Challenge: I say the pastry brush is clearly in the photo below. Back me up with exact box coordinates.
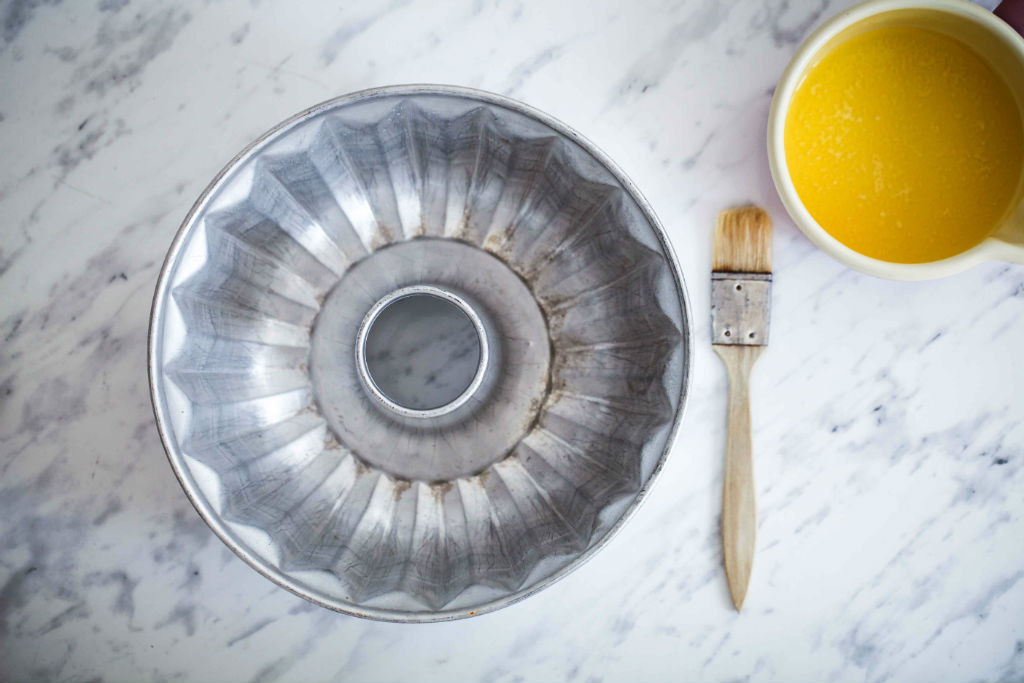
[711,206,772,612]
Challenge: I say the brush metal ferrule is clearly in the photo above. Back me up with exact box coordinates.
[711,272,771,346]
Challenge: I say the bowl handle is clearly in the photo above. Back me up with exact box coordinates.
[990,199,1024,265]
[996,0,1024,36]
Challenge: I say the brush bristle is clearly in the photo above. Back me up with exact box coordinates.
[712,206,772,273]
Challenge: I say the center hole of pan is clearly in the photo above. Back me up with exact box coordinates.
[361,288,484,414]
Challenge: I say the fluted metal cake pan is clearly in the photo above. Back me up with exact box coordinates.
[149,85,692,621]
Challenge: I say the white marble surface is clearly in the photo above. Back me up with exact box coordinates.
[2,0,1023,680]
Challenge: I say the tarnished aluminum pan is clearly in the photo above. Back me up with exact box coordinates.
[149,85,692,622]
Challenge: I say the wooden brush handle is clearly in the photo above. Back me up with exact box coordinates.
[713,344,762,612]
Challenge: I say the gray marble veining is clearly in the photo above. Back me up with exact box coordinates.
[0,0,1021,680]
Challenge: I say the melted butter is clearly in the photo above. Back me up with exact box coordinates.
[785,25,1024,263]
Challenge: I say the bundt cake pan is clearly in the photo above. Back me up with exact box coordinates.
[148,85,692,622]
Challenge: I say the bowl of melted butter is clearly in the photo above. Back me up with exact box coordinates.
[769,0,1024,279]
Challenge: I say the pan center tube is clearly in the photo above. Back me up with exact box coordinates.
[356,285,489,419]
